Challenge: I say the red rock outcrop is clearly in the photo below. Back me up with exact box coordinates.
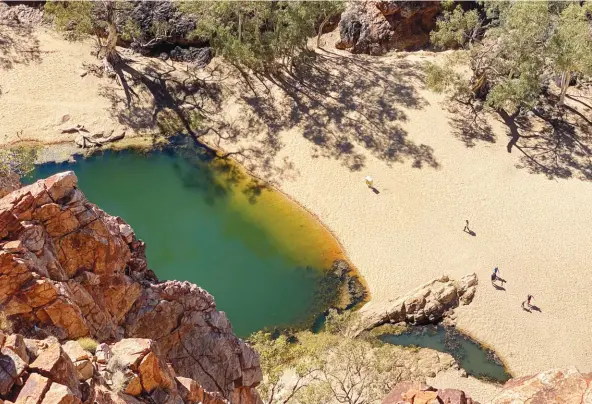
[360,274,478,332]
[0,330,232,403]
[0,172,262,403]
[336,1,441,55]
[382,381,478,404]
[491,367,592,404]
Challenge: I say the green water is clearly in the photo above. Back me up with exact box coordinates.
[380,326,511,383]
[30,144,345,337]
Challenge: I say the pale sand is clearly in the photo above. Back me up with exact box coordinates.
[2,26,592,402]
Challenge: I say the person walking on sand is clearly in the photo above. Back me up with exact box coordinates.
[522,294,534,309]
[491,267,500,285]
[463,220,470,233]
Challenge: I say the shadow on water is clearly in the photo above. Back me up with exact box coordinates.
[380,325,511,383]
[27,137,360,337]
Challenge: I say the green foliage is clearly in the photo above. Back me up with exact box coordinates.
[0,146,38,179]
[183,1,344,71]
[548,3,592,80]
[428,1,592,113]
[369,323,409,338]
[250,311,407,404]
[43,1,96,40]
[431,6,480,49]
[77,337,99,354]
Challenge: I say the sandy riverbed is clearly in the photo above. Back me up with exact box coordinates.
[2,24,592,402]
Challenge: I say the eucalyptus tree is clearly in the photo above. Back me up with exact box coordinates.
[183,1,344,72]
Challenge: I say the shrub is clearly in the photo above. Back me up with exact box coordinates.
[77,337,99,354]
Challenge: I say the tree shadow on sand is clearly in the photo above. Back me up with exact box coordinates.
[510,96,592,181]
[448,93,591,181]
[99,49,439,189]
[233,50,440,172]
[0,19,41,72]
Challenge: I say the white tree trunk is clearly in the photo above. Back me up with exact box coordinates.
[317,17,329,48]
[558,71,571,106]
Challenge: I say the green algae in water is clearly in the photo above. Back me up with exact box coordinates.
[380,325,511,383]
[29,143,347,337]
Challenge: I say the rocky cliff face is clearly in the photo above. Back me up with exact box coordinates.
[336,1,441,55]
[0,331,232,403]
[0,172,262,403]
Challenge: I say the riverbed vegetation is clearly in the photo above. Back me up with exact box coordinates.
[250,310,410,404]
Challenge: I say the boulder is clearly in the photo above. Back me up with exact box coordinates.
[138,352,176,393]
[0,347,28,395]
[28,343,80,397]
[336,1,441,55]
[3,335,29,364]
[14,373,51,404]
[40,383,81,404]
[360,274,478,331]
[176,377,229,404]
[61,341,93,381]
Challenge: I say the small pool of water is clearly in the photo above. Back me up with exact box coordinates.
[28,140,352,337]
[380,326,511,383]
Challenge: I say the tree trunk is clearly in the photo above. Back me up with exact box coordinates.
[558,71,571,106]
[317,17,329,48]
[238,11,243,43]
[99,1,120,73]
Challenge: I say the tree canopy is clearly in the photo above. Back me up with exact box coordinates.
[182,1,344,71]
[427,1,592,111]
[426,1,592,180]
[250,310,415,404]
[0,147,38,197]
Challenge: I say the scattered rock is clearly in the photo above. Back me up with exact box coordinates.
[0,3,43,26]
[29,343,81,397]
[40,383,81,404]
[14,373,51,404]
